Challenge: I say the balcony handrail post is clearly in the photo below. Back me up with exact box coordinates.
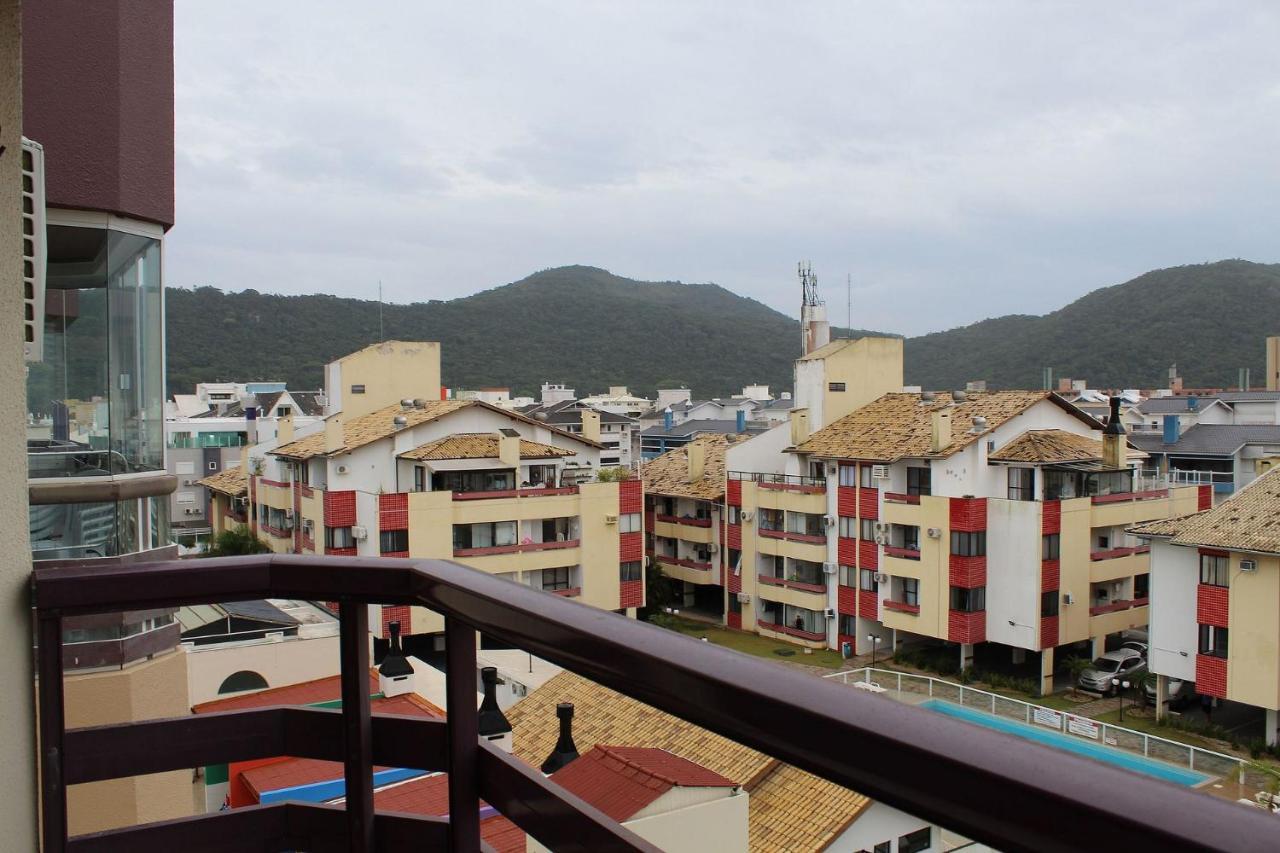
[37,613,67,853]
[446,616,481,852]
[338,602,374,852]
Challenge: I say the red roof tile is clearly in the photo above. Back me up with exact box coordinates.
[551,745,737,822]
[192,673,377,713]
[374,775,525,853]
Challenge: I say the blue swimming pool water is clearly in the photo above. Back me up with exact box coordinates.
[920,699,1211,786]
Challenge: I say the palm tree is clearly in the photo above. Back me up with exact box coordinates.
[1063,656,1092,699]
[204,524,270,557]
[1134,671,1158,710]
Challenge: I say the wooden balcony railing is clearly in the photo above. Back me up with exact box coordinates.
[757,573,827,594]
[884,545,921,560]
[883,492,922,505]
[1090,545,1151,561]
[31,554,1275,853]
[654,514,714,528]
[1091,489,1169,505]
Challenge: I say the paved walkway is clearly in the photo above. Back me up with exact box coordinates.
[1064,694,1122,717]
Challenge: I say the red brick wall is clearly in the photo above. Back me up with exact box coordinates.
[379,492,408,530]
[1196,654,1227,698]
[858,588,878,620]
[619,479,643,514]
[727,524,741,550]
[838,584,856,615]
[619,532,643,562]
[1040,616,1058,649]
[1041,500,1061,535]
[727,566,742,594]
[858,487,879,519]
[948,610,986,644]
[381,605,412,636]
[1041,559,1060,594]
[619,579,644,609]
[949,497,987,532]
[726,612,742,630]
[837,486,857,517]
[949,555,986,588]
[324,490,357,527]
[727,479,742,507]
[1198,485,1212,511]
[1196,584,1229,628]
[837,536,856,565]
[858,539,878,570]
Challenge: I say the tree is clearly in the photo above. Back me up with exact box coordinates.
[204,525,270,557]
[1063,656,1092,699]
[1134,670,1158,709]
[639,564,677,621]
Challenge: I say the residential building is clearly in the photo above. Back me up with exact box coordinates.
[1129,420,1280,497]
[639,413,770,459]
[518,398,639,469]
[1133,467,1280,745]
[577,385,652,418]
[201,342,645,645]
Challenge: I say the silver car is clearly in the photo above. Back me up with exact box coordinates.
[1078,649,1146,696]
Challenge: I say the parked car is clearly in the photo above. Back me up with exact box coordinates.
[1143,676,1195,709]
[1120,640,1148,657]
[1078,650,1147,696]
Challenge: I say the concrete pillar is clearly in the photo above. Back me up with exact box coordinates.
[1012,648,1026,666]
[0,3,38,847]
[1267,709,1279,748]
[1155,675,1170,721]
[959,643,975,671]
[1091,635,1105,660]
[1039,647,1055,697]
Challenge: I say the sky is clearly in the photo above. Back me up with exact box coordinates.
[169,1,1280,336]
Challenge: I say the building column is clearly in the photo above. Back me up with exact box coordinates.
[1091,635,1105,660]
[0,3,38,849]
[1267,709,1279,748]
[1039,647,1055,697]
[1155,675,1170,721]
[959,643,975,672]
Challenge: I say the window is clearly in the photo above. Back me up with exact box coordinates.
[1200,553,1229,587]
[837,516,856,538]
[839,464,857,487]
[208,461,218,470]
[759,508,785,531]
[620,561,642,582]
[859,465,874,487]
[540,567,571,591]
[790,559,823,586]
[1134,573,1149,599]
[1199,624,1228,658]
[828,382,846,392]
[839,615,856,636]
[873,843,891,853]
[325,526,354,549]
[728,505,741,525]
[900,525,921,552]
[899,827,932,853]
[453,521,518,550]
[762,554,785,578]
[526,464,557,486]
[1041,589,1059,617]
[619,512,642,533]
[902,578,919,606]
[277,405,292,417]
[906,467,931,496]
[380,529,408,553]
[950,586,985,612]
[298,461,310,485]
[950,531,986,557]
[350,384,366,394]
[433,469,515,494]
[838,565,857,587]
[1008,467,1035,501]
[1042,533,1060,560]
[413,466,427,492]
[860,568,878,591]
[1096,534,1109,550]
[860,518,876,540]
[787,512,823,537]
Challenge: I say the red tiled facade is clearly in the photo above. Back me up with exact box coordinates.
[1197,484,1213,511]
[858,487,879,519]
[1041,559,1060,594]
[837,584,856,616]
[381,605,412,636]
[1041,500,1061,535]
[726,479,742,506]
[726,523,741,550]
[619,532,643,563]
[726,565,742,595]
[837,485,857,517]
[858,588,878,620]
[858,539,878,570]
[619,479,642,514]
[837,535,856,565]
[1040,616,1058,649]
[379,492,408,531]
[619,579,643,609]
[1196,654,1227,698]
[949,555,986,588]
[1196,583,1229,628]
[948,497,987,532]
[726,612,742,630]
[324,490,357,527]
[948,610,986,644]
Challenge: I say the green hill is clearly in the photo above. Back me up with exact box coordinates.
[165,260,1280,398]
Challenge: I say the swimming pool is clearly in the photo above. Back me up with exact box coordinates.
[920,699,1211,786]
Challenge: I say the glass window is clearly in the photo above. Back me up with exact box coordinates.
[860,568,878,591]
[787,512,823,537]
[1199,624,1228,658]
[413,466,427,492]
[906,467,931,496]
[619,512,642,533]
[839,464,857,487]
[950,586,985,612]
[453,521,518,550]
[1008,467,1035,501]
[838,516,857,538]
[859,465,874,487]
[325,526,354,549]
[1199,553,1228,586]
[839,614,856,636]
[903,578,919,606]
[899,827,932,853]
[433,469,515,493]
[860,518,876,540]
[1041,589,1060,617]
[828,382,846,392]
[1042,533,1060,560]
[728,505,741,525]
[759,508,784,531]
[380,529,408,553]
[541,566,571,591]
[838,565,857,587]
[789,559,824,585]
[620,561,642,582]
[950,531,986,557]
[1134,573,1149,599]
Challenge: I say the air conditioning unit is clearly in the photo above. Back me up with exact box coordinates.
[336,464,350,475]
[822,563,838,575]
[302,519,314,536]
[823,608,836,619]
[1063,591,1076,606]
[283,510,295,530]
[874,533,887,546]
[709,543,719,553]
[183,508,193,515]
[823,514,836,527]
[351,525,369,541]
[21,138,46,363]
[874,521,889,534]
[827,462,838,475]
[740,511,754,522]
[871,465,890,480]
[1241,559,1258,572]
[927,527,941,539]
[873,572,889,584]
[735,592,750,604]
[604,514,618,524]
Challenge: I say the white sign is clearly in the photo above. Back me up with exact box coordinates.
[1032,707,1063,729]
[1067,715,1100,740]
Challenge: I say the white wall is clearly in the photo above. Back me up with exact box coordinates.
[984,498,1043,650]
[183,632,340,706]
[826,802,939,852]
[529,789,749,853]
[1147,539,1198,682]
[725,423,794,475]
[794,360,826,430]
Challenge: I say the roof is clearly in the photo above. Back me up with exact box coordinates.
[287,391,326,416]
[518,401,635,425]
[988,429,1147,465]
[372,775,525,853]
[178,600,298,633]
[1214,391,1280,403]
[640,418,762,439]
[641,434,737,500]
[1128,424,1280,457]
[272,400,601,461]
[507,671,871,852]
[1136,396,1222,415]
[795,391,1096,462]
[1131,467,1280,555]
[198,465,247,497]
[797,338,860,361]
[192,672,378,713]
[550,746,737,822]
[398,433,576,461]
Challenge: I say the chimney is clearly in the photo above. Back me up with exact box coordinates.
[687,441,706,483]
[498,428,521,467]
[608,386,628,397]
[663,407,674,431]
[581,409,601,444]
[245,405,259,445]
[1268,336,1280,392]
[277,410,295,445]
[541,703,580,774]
[378,622,415,698]
[1162,414,1180,445]
[789,408,810,445]
[1187,396,1199,412]
[735,409,746,433]
[929,407,952,453]
[1057,377,1073,393]
[324,415,343,454]
[477,666,513,753]
[1102,396,1126,469]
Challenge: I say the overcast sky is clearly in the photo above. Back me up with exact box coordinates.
[168,2,1280,335]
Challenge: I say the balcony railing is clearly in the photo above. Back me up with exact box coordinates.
[884,492,922,505]
[453,539,580,557]
[882,599,921,615]
[757,573,827,594]
[1091,488,1169,505]
[756,619,827,642]
[884,545,921,560]
[31,554,1274,852]
[1090,545,1150,561]
[659,555,714,571]
[654,513,714,528]
[728,471,826,492]
[452,486,580,501]
[1089,599,1137,616]
[758,528,827,545]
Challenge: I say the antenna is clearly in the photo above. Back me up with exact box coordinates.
[799,261,822,307]
[846,273,852,337]
[378,280,384,342]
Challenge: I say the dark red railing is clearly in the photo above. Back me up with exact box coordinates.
[757,573,827,594]
[1090,545,1150,561]
[758,528,826,544]
[655,513,714,528]
[453,539,579,557]
[884,545,921,560]
[1091,489,1169,505]
[756,619,827,642]
[884,492,922,505]
[883,599,921,615]
[452,486,580,501]
[32,555,1276,853]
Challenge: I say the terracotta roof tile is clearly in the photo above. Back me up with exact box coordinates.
[198,465,247,498]
[795,391,1094,462]
[989,429,1146,464]
[1134,467,1280,554]
[641,434,739,501]
[373,775,525,853]
[550,746,737,822]
[399,433,576,461]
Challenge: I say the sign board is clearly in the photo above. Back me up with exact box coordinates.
[1067,715,1100,740]
[1032,707,1063,729]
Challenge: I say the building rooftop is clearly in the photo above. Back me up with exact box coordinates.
[795,391,1094,462]
[506,670,872,852]
[989,429,1146,465]
[550,745,737,822]
[178,600,300,634]
[1130,467,1280,555]
[198,464,247,498]
[641,434,739,500]
[371,775,525,853]
[1128,424,1280,456]
[1135,396,1223,415]
[797,338,861,361]
[192,672,378,713]
[639,418,764,439]
[398,433,576,462]
[517,400,635,425]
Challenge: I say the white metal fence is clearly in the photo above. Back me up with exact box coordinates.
[825,667,1253,785]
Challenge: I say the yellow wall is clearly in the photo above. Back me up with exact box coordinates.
[821,337,905,425]
[334,341,442,419]
[881,496,949,641]
[299,487,323,553]
[1059,497,1093,644]
[1228,553,1280,711]
[653,519,713,544]
[1089,604,1150,638]
[755,489,826,515]
[64,651,194,834]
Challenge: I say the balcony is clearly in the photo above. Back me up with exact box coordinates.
[882,599,921,615]
[883,545,921,561]
[453,539,579,558]
[757,573,826,595]
[1089,599,1135,616]
[1090,545,1150,561]
[654,514,713,528]
[756,619,827,643]
[1090,489,1169,505]
[883,492,921,505]
[758,528,827,545]
[452,486,580,501]
[31,554,1272,852]
[729,471,826,494]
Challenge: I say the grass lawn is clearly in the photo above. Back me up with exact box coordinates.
[652,616,848,669]
[1031,692,1082,712]
[1092,708,1230,752]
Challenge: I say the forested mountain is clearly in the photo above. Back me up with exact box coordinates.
[166,261,1279,398]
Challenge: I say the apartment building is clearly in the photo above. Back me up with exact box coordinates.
[203,342,645,643]
[518,398,638,468]
[1133,467,1280,745]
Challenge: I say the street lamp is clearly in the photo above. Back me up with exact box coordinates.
[867,634,882,667]
[1112,678,1131,722]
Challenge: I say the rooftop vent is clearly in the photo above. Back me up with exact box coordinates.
[401,399,415,410]
[412,398,427,409]
[970,416,988,433]
[921,391,936,403]
[393,415,408,429]
[953,390,968,403]
[541,702,580,774]
[478,666,513,739]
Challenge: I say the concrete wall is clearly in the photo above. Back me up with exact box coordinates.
[183,632,341,707]
[326,341,441,420]
[527,789,749,853]
[827,801,939,852]
[1228,552,1280,711]
[985,498,1043,650]
[0,4,37,846]
[1147,539,1198,682]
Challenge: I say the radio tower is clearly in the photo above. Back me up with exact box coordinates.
[799,262,830,356]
